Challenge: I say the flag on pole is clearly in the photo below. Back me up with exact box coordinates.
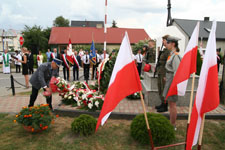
[186,21,219,150]
[166,22,200,99]
[89,41,96,65]
[96,32,142,131]
[66,38,74,65]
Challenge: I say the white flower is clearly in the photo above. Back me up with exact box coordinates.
[82,94,87,100]
[89,98,94,102]
[77,101,81,106]
[95,101,99,108]
[74,97,78,102]
[88,103,93,109]
[134,93,137,96]
[68,96,72,99]
[64,94,68,98]
[58,84,62,87]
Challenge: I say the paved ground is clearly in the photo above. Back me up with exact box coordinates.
[1,93,225,115]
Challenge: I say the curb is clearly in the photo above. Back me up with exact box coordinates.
[54,108,225,120]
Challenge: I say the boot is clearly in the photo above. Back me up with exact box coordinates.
[157,103,168,113]
[155,103,163,109]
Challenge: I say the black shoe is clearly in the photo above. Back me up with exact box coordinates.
[155,103,163,110]
[157,103,168,113]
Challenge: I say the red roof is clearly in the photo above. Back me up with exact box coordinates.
[48,27,150,44]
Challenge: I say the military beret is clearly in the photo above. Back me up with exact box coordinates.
[167,36,181,43]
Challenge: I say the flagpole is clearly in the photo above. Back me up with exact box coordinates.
[197,114,206,150]
[104,0,107,59]
[139,91,154,150]
[185,73,196,147]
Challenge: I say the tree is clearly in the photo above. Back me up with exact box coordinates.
[22,25,48,54]
[53,16,70,27]
[112,20,118,28]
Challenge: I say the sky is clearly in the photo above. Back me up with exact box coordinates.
[0,0,225,38]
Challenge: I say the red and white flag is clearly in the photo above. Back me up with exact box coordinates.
[66,38,74,65]
[96,32,142,131]
[166,22,200,99]
[186,21,219,150]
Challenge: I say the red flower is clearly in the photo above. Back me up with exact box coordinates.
[56,115,59,118]
[87,94,93,98]
[83,100,87,106]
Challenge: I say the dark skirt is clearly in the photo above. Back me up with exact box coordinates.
[22,63,29,75]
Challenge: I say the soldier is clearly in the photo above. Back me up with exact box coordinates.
[160,36,181,130]
[82,50,90,83]
[155,35,170,112]
[143,40,155,64]
[28,58,62,110]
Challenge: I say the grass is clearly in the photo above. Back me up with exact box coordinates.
[0,114,224,150]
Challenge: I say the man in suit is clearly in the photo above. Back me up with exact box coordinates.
[50,48,60,61]
[28,50,34,74]
[135,49,143,76]
[73,51,81,81]
[62,49,70,81]
[28,58,62,110]
[92,50,100,79]
[82,50,90,83]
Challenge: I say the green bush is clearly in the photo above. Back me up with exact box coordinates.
[71,114,97,136]
[130,113,175,146]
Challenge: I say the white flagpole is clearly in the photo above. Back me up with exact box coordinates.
[104,0,107,59]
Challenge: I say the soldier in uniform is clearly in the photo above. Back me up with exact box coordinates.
[143,40,156,64]
[155,35,170,112]
[161,36,181,130]
[28,58,62,110]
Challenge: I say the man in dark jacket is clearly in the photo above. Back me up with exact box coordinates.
[73,51,81,81]
[28,58,61,110]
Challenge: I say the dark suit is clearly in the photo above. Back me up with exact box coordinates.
[62,54,69,80]
[28,53,34,74]
[28,62,58,109]
[73,55,81,81]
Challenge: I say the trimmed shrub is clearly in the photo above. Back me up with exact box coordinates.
[130,113,175,146]
[71,114,97,136]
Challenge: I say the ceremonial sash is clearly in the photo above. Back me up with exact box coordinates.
[73,55,80,69]
[62,54,69,69]
[51,53,55,59]
[3,53,9,67]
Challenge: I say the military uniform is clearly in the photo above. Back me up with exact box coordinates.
[156,48,170,102]
[162,50,181,102]
[28,62,59,109]
[144,47,155,63]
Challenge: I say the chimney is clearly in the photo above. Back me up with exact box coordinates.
[204,17,210,21]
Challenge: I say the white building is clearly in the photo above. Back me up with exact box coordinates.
[0,29,22,52]
[156,17,225,56]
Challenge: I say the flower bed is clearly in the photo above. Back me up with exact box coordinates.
[14,104,57,132]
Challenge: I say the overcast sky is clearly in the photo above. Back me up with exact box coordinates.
[0,0,224,38]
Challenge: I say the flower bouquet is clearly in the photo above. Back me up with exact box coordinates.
[14,104,58,132]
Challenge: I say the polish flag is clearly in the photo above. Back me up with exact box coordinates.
[166,22,200,99]
[186,21,219,150]
[96,32,142,131]
[66,38,74,65]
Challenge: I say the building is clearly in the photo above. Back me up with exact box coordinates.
[48,27,150,52]
[71,20,104,28]
[0,29,22,52]
[156,17,225,56]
